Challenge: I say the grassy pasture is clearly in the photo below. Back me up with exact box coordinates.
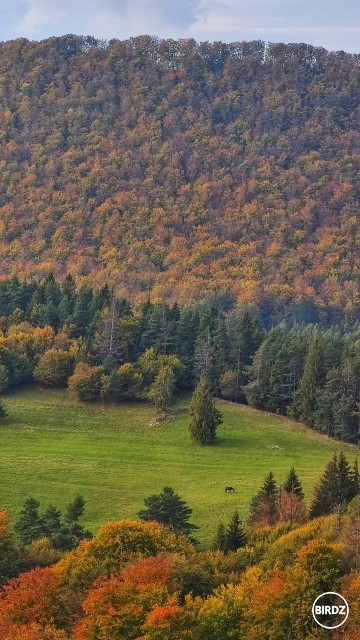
[0,386,357,545]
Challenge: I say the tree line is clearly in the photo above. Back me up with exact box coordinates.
[1,276,360,443]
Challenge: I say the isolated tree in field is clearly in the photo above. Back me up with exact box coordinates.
[138,486,198,538]
[283,467,304,498]
[148,364,176,414]
[189,375,222,444]
[249,472,279,526]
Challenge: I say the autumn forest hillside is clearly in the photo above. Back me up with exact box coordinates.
[0,35,359,309]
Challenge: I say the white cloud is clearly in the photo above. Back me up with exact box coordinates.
[2,0,360,52]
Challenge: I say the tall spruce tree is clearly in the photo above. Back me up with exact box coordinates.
[14,498,44,545]
[213,522,227,553]
[189,375,222,444]
[283,467,304,499]
[213,511,247,553]
[310,453,357,518]
[296,334,326,426]
[248,472,279,526]
[224,510,247,552]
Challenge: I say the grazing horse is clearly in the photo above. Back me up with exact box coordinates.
[225,486,235,493]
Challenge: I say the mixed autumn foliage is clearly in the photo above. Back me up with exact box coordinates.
[0,511,359,639]
[1,275,360,442]
[0,36,359,311]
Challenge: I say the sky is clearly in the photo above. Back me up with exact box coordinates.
[0,0,359,53]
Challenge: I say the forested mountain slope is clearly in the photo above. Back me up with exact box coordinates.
[0,36,359,308]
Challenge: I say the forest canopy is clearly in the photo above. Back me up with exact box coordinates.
[0,35,359,309]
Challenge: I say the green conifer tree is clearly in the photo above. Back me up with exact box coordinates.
[224,510,247,552]
[42,505,62,539]
[296,334,325,425]
[189,375,222,444]
[310,453,356,518]
[283,467,304,499]
[138,486,198,538]
[14,498,44,545]
[248,472,279,526]
[213,521,227,552]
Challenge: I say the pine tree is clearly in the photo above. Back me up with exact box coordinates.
[213,522,227,552]
[42,505,62,538]
[310,455,339,519]
[52,495,92,551]
[283,467,304,499]
[296,334,325,425]
[224,510,247,552]
[310,452,356,518]
[14,498,44,545]
[138,486,198,537]
[189,375,222,444]
[248,472,279,526]
[148,364,176,415]
[337,451,357,504]
[65,495,85,526]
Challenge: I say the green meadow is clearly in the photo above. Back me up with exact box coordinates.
[0,386,358,545]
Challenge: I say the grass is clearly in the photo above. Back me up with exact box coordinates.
[0,386,358,546]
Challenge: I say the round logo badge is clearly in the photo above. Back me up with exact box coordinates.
[312,592,349,629]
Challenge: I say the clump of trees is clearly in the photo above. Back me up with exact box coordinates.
[0,275,359,445]
[14,495,92,551]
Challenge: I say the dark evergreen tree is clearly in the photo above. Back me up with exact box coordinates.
[42,504,62,539]
[14,498,44,545]
[65,495,85,526]
[52,495,92,551]
[310,453,357,518]
[224,510,247,552]
[248,472,279,526]
[71,285,93,336]
[189,375,222,444]
[213,521,227,553]
[138,486,198,538]
[283,467,304,499]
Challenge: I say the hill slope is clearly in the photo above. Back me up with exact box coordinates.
[0,386,357,544]
[0,36,359,306]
